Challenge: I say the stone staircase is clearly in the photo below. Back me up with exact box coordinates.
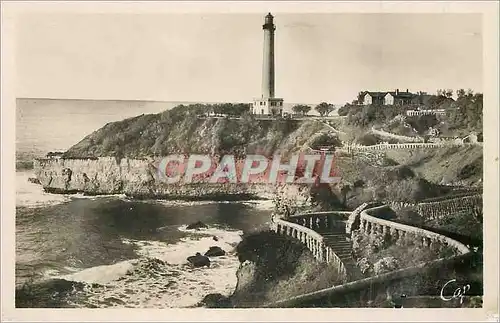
[317,228,363,280]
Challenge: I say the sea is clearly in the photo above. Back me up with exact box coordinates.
[15,98,274,308]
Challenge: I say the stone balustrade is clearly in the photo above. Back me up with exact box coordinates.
[360,205,470,254]
[390,193,482,221]
[342,141,482,153]
[370,128,424,143]
[406,109,446,117]
[345,202,369,234]
[346,142,446,153]
[273,218,329,263]
[265,202,473,308]
[288,211,351,232]
[273,211,351,280]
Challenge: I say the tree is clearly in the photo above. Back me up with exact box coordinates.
[447,91,483,132]
[229,103,251,117]
[340,184,351,206]
[315,102,335,117]
[292,104,311,116]
[456,89,466,99]
[338,104,351,116]
[437,89,453,99]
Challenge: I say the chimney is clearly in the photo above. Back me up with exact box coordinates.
[406,89,409,93]
[396,89,399,95]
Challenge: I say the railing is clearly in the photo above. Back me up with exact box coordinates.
[370,127,424,143]
[406,109,446,117]
[274,219,327,261]
[265,202,472,308]
[390,193,483,221]
[360,205,470,254]
[272,211,352,282]
[288,211,352,231]
[342,142,482,152]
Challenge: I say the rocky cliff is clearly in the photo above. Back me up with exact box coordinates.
[199,231,345,308]
[33,156,279,199]
[33,104,343,199]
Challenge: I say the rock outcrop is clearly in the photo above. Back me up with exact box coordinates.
[187,253,210,268]
[33,157,276,199]
[204,246,226,257]
[198,293,232,308]
[186,221,208,230]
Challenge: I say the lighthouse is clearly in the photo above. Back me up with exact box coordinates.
[252,13,284,116]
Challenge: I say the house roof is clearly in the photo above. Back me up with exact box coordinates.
[387,91,416,99]
[364,91,417,99]
[363,91,387,99]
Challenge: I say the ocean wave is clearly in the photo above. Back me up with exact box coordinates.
[145,198,275,211]
[16,171,129,208]
[147,199,241,207]
[69,193,128,200]
[51,224,243,308]
[16,172,71,208]
[241,199,276,210]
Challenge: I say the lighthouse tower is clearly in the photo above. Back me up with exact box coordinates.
[252,13,284,116]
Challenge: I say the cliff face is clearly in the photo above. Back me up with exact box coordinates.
[33,104,342,198]
[33,157,277,199]
[201,231,345,308]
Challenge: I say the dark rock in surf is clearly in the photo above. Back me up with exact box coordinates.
[186,221,208,230]
[204,246,226,257]
[187,252,210,268]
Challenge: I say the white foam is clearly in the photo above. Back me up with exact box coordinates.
[72,259,239,308]
[147,199,275,213]
[16,171,130,208]
[241,199,276,210]
[126,225,242,265]
[149,200,236,207]
[59,261,136,285]
[58,225,243,308]
[16,172,71,208]
[69,193,127,200]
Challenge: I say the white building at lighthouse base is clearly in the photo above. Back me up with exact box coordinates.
[252,97,284,116]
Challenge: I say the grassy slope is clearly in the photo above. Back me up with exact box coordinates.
[63,107,332,158]
[385,145,483,186]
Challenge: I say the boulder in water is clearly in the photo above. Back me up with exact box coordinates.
[204,246,226,257]
[186,221,208,230]
[187,252,210,268]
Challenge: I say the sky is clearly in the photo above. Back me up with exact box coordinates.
[16,13,482,105]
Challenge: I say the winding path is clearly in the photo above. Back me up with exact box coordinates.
[267,192,481,307]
